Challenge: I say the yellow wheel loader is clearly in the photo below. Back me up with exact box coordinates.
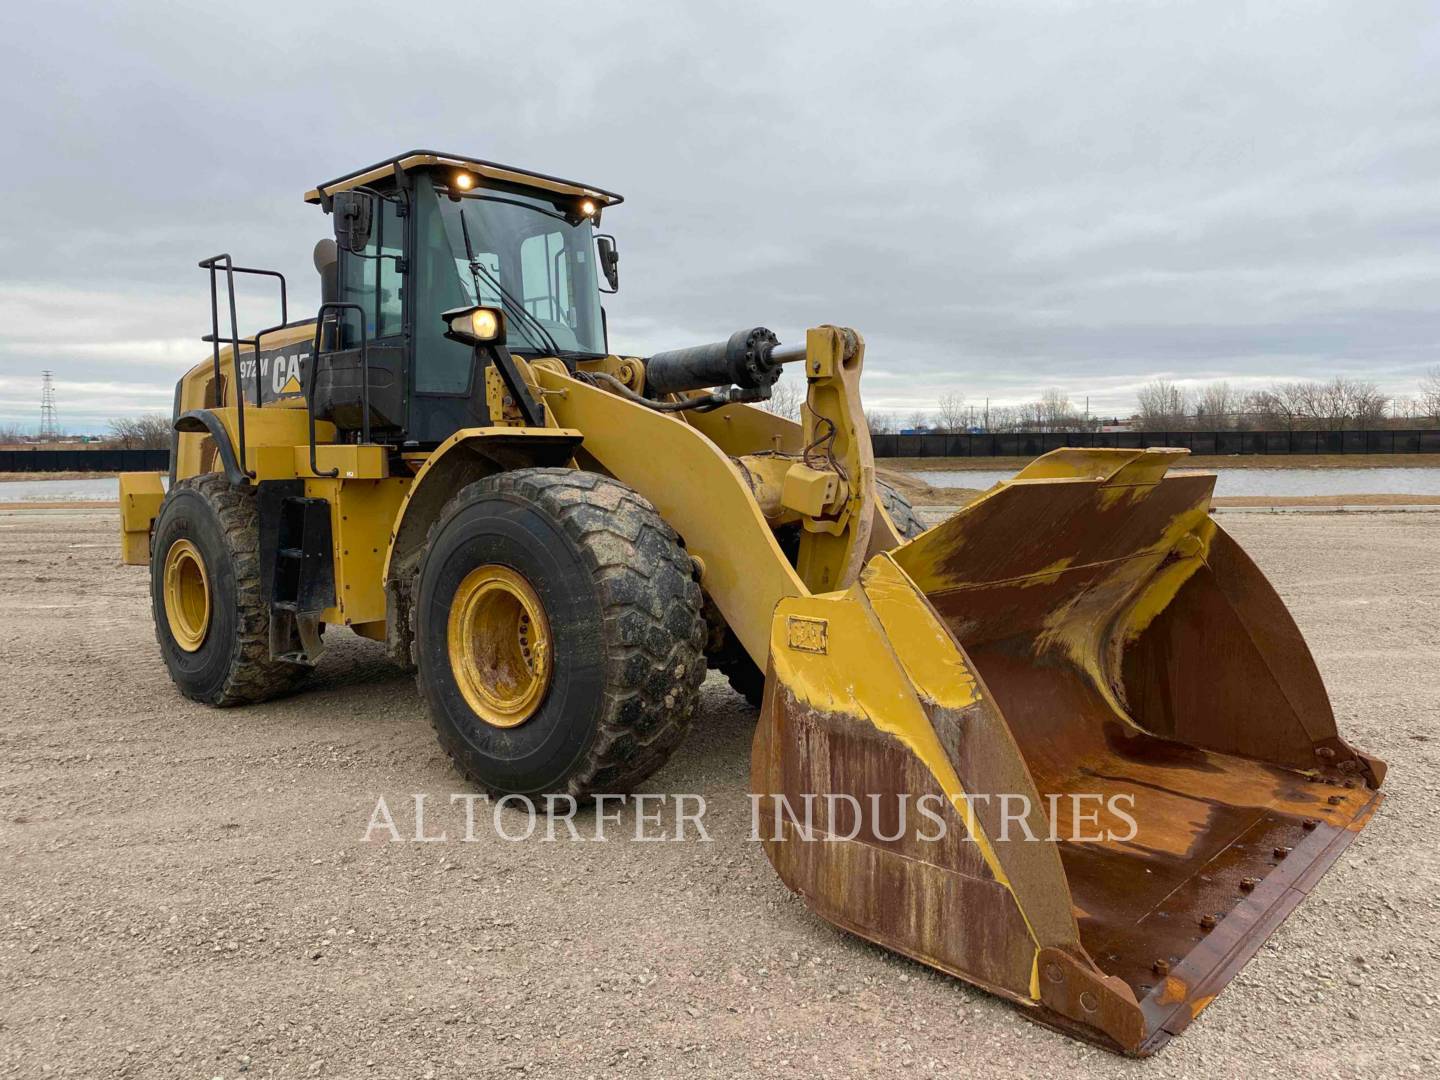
[119,150,1384,1055]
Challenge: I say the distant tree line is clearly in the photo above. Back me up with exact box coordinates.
[867,390,1101,435]
[107,414,172,449]
[859,366,1440,435]
[1135,372,1440,431]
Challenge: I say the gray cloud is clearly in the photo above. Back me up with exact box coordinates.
[2,0,1437,428]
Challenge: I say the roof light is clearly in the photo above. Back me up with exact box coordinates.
[454,172,475,191]
[580,199,597,217]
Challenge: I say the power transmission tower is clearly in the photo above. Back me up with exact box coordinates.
[39,370,59,440]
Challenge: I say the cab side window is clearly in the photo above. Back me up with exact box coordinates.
[520,230,571,326]
[339,194,405,344]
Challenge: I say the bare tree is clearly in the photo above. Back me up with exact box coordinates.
[1247,383,1306,430]
[986,391,1082,433]
[1295,378,1387,429]
[108,414,172,450]
[760,378,805,422]
[1417,367,1440,422]
[0,422,24,445]
[865,409,897,435]
[1135,380,1191,429]
[985,404,1019,433]
[935,392,967,433]
[1039,389,1071,430]
[1194,382,1239,429]
[1339,379,1389,429]
[1243,378,1390,430]
[906,410,931,432]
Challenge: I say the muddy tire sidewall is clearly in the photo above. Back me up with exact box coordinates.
[416,491,606,796]
[151,486,242,701]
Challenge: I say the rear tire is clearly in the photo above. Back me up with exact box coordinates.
[712,630,767,709]
[877,477,926,540]
[151,473,310,706]
[413,468,706,797]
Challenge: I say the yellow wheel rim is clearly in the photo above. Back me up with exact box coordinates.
[163,538,211,652]
[447,564,552,728]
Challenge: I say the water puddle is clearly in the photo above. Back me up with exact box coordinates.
[913,467,1440,497]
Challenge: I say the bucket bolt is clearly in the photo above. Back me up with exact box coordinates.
[1315,746,1336,762]
[1239,877,1259,893]
[1327,794,1345,805]
[1274,846,1291,859]
[1303,819,1320,830]
[1199,914,1220,931]
[1152,959,1171,976]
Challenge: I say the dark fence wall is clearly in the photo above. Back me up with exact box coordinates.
[4,431,1440,471]
[871,429,1440,458]
[0,449,170,473]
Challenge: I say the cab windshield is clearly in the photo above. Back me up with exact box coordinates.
[435,186,605,357]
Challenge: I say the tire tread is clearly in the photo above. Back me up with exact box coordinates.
[154,473,309,707]
[415,468,706,797]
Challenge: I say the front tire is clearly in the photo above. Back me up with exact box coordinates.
[150,474,310,705]
[413,468,706,797]
[711,479,926,708]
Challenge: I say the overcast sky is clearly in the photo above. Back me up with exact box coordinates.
[2,0,1437,430]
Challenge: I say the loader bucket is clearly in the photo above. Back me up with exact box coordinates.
[752,448,1383,1055]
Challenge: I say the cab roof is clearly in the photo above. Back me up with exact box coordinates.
[303,149,623,208]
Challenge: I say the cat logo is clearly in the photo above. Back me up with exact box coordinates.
[237,351,307,400]
[268,351,307,398]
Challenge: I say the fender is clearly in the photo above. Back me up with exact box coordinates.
[534,366,807,665]
[174,409,245,485]
[380,427,584,659]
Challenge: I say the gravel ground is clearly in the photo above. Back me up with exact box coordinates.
[1,508,1436,1079]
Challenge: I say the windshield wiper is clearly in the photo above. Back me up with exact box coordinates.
[470,260,564,357]
[457,208,564,356]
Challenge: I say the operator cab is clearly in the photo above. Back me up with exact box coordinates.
[302,151,622,446]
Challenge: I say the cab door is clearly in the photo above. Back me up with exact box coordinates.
[327,190,410,434]
[405,175,495,443]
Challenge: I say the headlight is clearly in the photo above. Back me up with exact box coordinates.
[441,305,507,346]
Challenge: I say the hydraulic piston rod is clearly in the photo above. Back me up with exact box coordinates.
[644,327,806,396]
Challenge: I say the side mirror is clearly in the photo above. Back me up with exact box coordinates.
[332,191,373,255]
[596,234,620,293]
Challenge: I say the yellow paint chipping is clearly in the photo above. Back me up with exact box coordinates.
[765,567,1055,965]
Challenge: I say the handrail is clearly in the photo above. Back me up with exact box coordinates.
[306,303,370,478]
[197,255,290,482]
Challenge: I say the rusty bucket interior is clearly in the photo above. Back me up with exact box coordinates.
[755,449,1384,1055]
